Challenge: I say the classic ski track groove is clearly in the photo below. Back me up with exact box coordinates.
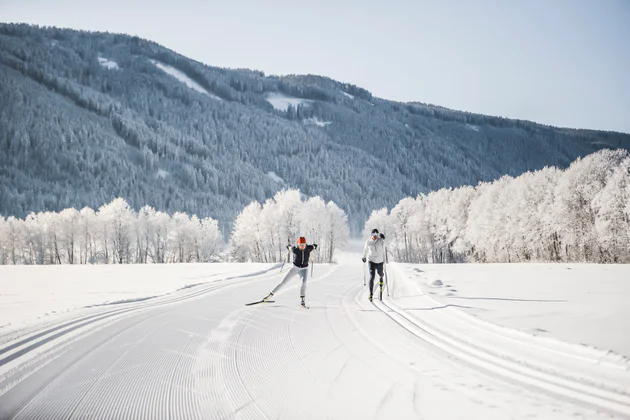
[1,261,626,419]
[9,311,157,419]
[2,268,285,419]
[370,270,630,419]
[0,267,284,370]
[235,311,270,420]
[65,323,161,420]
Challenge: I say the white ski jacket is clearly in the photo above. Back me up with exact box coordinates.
[363,237,386,264]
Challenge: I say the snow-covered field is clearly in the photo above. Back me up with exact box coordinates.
[265,92,312,111]
[0,263,269,331]
[303,117,332,127]
[395,263,630,358]
[97,56,119,70]
[1,254,629,419]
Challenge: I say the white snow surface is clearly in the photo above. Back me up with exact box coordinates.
[266,171,284,183]
[0,263,267,331]
[150,60,221,100]
[156,169,170,179]
[1,253,629,419]
[466,123,480,132]
[395,263,630,358]
[97,57,119,70]
[341,91,355,99]
[265,92,312,111]
[303,117,332,127]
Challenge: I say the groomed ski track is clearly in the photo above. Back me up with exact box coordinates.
[0,255,628,419]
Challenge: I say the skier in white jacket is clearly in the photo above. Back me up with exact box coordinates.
[362,228,386,301]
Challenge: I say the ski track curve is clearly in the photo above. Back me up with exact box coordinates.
[370,263,630,419]
[0,259,627,419]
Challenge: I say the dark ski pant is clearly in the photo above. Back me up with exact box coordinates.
[368,262,384,296]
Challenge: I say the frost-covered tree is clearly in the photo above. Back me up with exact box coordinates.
[230,189,348,263]
[374,149,630,264]
[58,208,80,264]
[0,198,223,264]
[78,207,97,264]
[553,149,627,262]
[592,157,630,262]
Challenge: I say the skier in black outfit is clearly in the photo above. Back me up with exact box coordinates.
[362,229,386,301]
[262,237,317,307]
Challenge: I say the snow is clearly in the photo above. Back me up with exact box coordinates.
[466,123,480,132]
[395,263,630,358]
[341,91,354,99]
[1,253,629,418]
[97,57,119,70]
[150,60,221,100]
[156,169,169,179]
[303,117,332,127]
[266,171,284,184]
[265,92,312,112]
[0,263,268,331]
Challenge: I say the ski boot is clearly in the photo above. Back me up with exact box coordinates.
[379,281,384,301]
[300,296,308,308]
[263,292,274,302]
[368,294,373,302]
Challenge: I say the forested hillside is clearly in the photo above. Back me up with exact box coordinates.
[1,23,629,234]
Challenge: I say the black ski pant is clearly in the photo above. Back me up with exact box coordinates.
[368,261,384,295]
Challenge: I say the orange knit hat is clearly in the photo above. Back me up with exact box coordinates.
[297,237,307,244]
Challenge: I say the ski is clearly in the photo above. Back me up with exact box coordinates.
[300,304,310,309]
[245,300,275,306]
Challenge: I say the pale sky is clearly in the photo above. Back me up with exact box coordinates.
[2,0,629,133]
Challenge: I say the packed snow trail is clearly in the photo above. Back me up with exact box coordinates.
[0,257,628,419]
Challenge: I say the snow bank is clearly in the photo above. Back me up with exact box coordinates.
[429,279,443,287]
[0,263,270,331]
[265,93,312,112]
[150,60,221,100]
[98,57,119,70]
[466,124,480,132]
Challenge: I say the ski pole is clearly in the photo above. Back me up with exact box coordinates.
[281,244,289,272]
[363,261,366,286]
[385,247,390,297]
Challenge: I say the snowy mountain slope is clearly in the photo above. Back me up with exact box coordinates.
[0,256,628,419]
[1,24,630,234]
[150,59,222,100]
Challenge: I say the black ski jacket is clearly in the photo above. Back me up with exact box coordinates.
[289,244,317,268]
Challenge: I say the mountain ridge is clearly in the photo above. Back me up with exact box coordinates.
[1,23,629,234]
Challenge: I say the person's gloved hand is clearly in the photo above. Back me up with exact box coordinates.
[313,244,318,249]
[362,257,366,263]
[380,233,385,239]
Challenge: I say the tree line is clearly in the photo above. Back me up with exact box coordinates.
[0,190,350,265]
[366,149,630,264]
